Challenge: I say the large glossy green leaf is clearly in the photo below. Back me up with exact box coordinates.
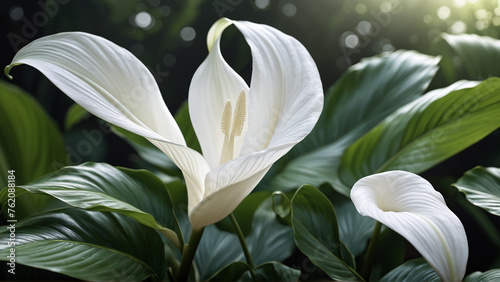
[0,162,182,248]
[454,166,500,217]
[265,51,439,196]
[290,185,362,281]
[380,258,439,282]
[465,269,500,281]
[339,78,500,187]
[0,208,166,280]
[438,33,500,81]
[0,80,66,187]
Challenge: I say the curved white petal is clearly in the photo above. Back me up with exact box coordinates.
[190,164,272,230]
[189,141,294,229]
[7,32,184,145]
[7,32,211,211]
[233,20,323,154]
[351,171,468,282]
[189,20,249,169]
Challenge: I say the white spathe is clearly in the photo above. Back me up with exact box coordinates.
[6,18,323,230]
[350,170,468,282]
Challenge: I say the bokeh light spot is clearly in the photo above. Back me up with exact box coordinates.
[380,2,392,13]
[475,9,488,20]
[9,6,24,21]
[255,0,270,9]
[282,3,297,17]
[423,15,433,24]
[163,54,176,67]
[135,11,153,29]
[345,34,360,48]
[453,0,467,8]
[355,3,367,14]
[450,21,467,33]
[357,21,372,36]
[180,27,196,42]
[160,5,171,17]
[437,6,451,20]
[475,20,486,30]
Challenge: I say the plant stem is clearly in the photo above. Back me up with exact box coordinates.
[229,213,259,281]
[362,221,382,280]
[176,227,205,281]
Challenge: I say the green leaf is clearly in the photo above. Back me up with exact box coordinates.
[0,208,166,280]
[197,197,294,280]
[339,78,500,187]
[0,162,182,248]
[465,269,500,281]
[438,33,500,81]
[290,185,362,281]
[369,229,405,281]
[266,51,440,196]
[64,103,91,130]
[0,80,66,187]
[380,258,439,282]
[210,261,250,281]
[252,262,301,281]
[454,166,500,216]
[332,194,375,257]
[211,261,300,282]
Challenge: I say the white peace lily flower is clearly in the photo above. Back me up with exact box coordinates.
[6,18,323,230]
[351,170,468,282]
